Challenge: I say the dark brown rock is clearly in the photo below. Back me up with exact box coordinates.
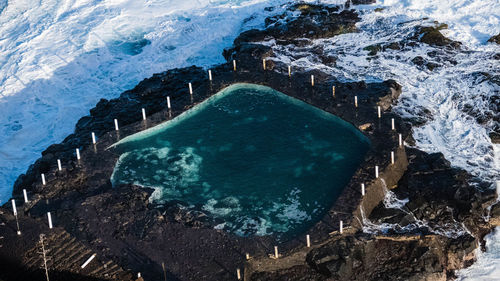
[488,33,500,44]
[417,26,461,48]
[2,2,496,281]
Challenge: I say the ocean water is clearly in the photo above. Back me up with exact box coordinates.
[0,0,292,204]
[111,84,370,238]
[0,0,498,278]
[267,0,500,278]
[262,0,499,278]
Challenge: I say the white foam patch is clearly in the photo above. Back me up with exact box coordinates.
[212,187,313,236]
[381,179,409,210]
[360,179,468,238]
[275,188,311,224]
[458,228,500,280]
[111,146,203,202]
[202,197,242,217]
[263,2,499,258]
[376,0,500,46]
[234,216,272,236]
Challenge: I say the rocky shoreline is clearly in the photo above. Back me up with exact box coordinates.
[1,2,499,281]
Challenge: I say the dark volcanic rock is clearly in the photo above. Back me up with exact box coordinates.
[302,234,476,280]
[250,265,325,281]
[363,44,382,56]
[488,33,500,44]
[370,148,496,239]
[350,0,376,5]
[490,131,500,144]
[419,26,456,47]
[412,25,461,49]
[411,56,440,71]
[225,4,359,60]
[247,148,496,280]
[3,3,410,279]
[2,2,497,281]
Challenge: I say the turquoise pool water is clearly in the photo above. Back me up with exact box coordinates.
[111,83,370,239]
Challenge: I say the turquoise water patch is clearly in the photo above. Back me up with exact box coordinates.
[111,83,369,239]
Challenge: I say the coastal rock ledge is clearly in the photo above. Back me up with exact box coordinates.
[1,2,498,281]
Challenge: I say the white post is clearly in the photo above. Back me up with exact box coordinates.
[92,132,96,144]
[138,273,141,278]
[142,108,146,121]
[23,189,28,203]
[11,199,17,216]
[361,183,365,196]
[167,96,171,110]
[311,75,314,86]
[76,148,80,160]
[233,60,237,71]
[57,159,62,171]
[12,199,21,235]
[262,59,266,70]
[377,106,381,118]
[399,133,403,147]
[391,118,395,130]
[208,70,212,81]
[375,166,379,178]
[114,119,119,131]
[81,254,96,269]
[355,96,358,107]
[274,246,279,259]
[237,268,241,280]
[188,82,193,95]
[332,86,336,97]
[288,65,291,77]
[47,212,53,229]
[42,173,46,185]
[306,234,311,247]
[340,220,343,234]
[391,151,395,164]
[246,253,250,260]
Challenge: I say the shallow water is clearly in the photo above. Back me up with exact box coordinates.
[111,84,370,239]
[1,0,498,277]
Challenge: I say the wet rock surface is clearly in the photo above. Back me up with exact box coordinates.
[1,2,498,281]
[488,33,500,45]
[245,148,495,281]
[369,148,496,237]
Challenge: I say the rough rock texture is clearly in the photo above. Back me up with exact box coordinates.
[490,202,500,226]
[224,4,360,62]
[490,132,500,144]
[1,2,498,281]
[369,148,496,237]
[245,148,495,281]
[303,234,475,281]
[415,25,461,49]
[488,33,500,44]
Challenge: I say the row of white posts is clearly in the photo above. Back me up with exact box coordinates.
[11,199,52,235]
[21,59,404,279]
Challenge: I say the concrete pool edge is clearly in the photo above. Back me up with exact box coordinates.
[4,3,499,280]
[98,78,404,244]
[109,83,370,149]
[6,41,414,281]
[109,82,373,237]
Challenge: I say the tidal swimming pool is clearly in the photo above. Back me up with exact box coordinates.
[111,83,370,239]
